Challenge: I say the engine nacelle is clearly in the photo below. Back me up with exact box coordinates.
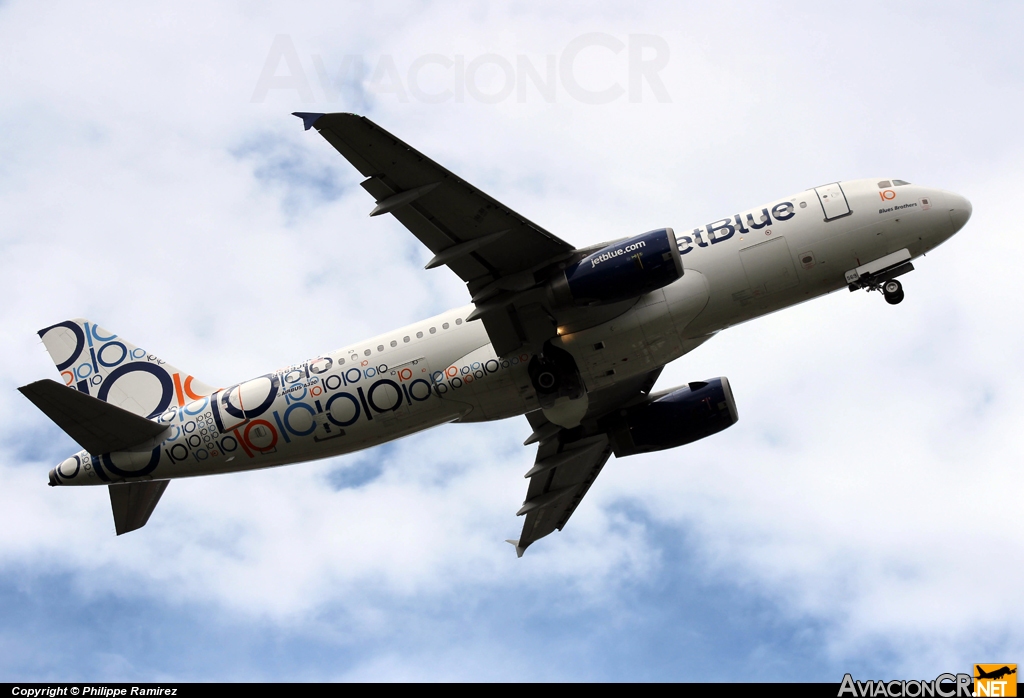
[551,228,684,306]
[603,377,738,457]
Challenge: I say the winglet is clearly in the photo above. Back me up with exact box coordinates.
[292,112,325,131]
[505,539,528,558]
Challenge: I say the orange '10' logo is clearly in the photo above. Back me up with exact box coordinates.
[879,189,896,201]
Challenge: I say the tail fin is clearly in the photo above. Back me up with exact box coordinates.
[37,319,213,418]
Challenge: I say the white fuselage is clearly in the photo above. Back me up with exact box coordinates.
[51,179,968,486]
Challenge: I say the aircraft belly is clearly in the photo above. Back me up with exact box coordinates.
[560,276,709,390]
[433,343,533,422]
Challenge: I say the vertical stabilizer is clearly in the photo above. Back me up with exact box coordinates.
[37,319,214,418]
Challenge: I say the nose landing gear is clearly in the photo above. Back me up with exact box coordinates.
[882,279,904,305]
[858,278,905,304]
[845,250,913,307]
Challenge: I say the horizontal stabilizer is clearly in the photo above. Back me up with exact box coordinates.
[19,379,169,455]
[109,480,169,535]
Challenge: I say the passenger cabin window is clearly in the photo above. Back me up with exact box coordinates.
[377,345,384,352]
[442,322,449,330]
[893,179,911,186]
[403,336,410,343]
[416,331,423,338]
[390,340,397,347]
[456,318,463,325]
[878,181,892,188]
[364,349,371,356]
[429,327,436,334]
[339,358,345,365]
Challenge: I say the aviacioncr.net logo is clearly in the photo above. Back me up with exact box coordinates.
[974,664,1017,697]
[838,673,975,698]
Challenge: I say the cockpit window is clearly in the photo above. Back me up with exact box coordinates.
[877,180,892,188]
[892,179,911,186]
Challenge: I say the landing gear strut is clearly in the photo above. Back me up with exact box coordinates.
[845,254,913,306]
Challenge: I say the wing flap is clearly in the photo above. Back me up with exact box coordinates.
[516,432,613,549]
[510,369,664,554]
[19,379,169,455]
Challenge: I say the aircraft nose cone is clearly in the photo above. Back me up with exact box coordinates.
[947,192,972,231]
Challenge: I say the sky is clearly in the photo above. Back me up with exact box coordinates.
[1,0,1022,682]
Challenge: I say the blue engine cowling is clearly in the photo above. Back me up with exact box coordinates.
[603,378,739,457]
[550,228,684,306]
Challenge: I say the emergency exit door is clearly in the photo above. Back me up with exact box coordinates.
[814,182,852,221]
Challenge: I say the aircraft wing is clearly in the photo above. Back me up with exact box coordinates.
[295,112,577,356]
[508,368,663,556]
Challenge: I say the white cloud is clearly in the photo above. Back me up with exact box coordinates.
[1,0,1022,680]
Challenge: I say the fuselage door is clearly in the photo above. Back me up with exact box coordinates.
[814,182,852,221]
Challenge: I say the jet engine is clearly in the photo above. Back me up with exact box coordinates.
[602,377,738,457]
[550,228,684,307]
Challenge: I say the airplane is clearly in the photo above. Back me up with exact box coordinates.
[18,112,972,556]
[975,666,1017,681]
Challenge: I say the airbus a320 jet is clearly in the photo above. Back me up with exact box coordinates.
[19,113,972,555]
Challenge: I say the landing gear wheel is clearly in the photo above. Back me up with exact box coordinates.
[535,371,558,391]
[883,279,904,305]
